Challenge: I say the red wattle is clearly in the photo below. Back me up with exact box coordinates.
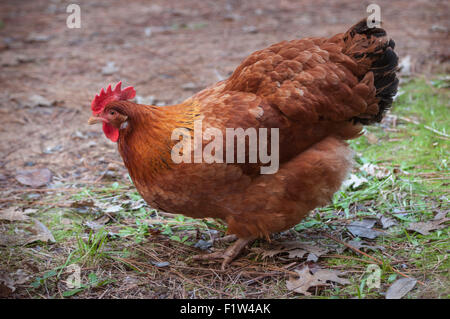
[103,122,119,142]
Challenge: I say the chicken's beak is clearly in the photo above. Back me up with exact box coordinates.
[87,116,103,125]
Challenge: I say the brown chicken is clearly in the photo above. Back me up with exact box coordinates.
[88,19,398,268]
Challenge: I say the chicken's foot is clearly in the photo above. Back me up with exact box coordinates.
[193,238,253,270]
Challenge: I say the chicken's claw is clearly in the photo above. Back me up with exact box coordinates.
[193,238,253,270]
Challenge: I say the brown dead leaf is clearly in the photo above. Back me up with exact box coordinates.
[0,207,31,221]
[407,218,449,235]
[84,215,111,231]
[386,278,417,299]
[282,241,328,260]
[260,248,286,259]
[288,249,308,259]
[12,269,31,285]
[24,219,55,244]
[15,168,52,187]
[286,266,350,296]
[0,283,12,298]
[0,271,15,295]
[257,241,328,261]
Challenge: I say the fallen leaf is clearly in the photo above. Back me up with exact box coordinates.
[385,278,417,299]
[0,207,31,221]
[342,174,368,189]
[0,271,15,294]
[347,219,384,239]
[288,249,308,259]
[434,210,448,221]
[347,239,385,251]
[286,266,349,296]
[260,248,286,259]
[12,269,31,285]
[84,215,110,231]
[258,241,328,261]
[24,219,55,244]
[379,215,398,229]
[0,283,12,298]
[407,218,449,235]
[360,163,390,179]
[15,168,52,187]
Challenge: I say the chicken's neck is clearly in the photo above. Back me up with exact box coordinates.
[117,102,195,183]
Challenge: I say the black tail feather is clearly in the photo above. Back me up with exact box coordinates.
[346,20,399,125]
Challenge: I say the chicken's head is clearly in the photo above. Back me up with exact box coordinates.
[88,81,136,142]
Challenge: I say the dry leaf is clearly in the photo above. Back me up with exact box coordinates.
[288,249,308,259]
[286,266,349,296]
[84,215,111,231]
[347,239,385,251]
[407,218,449,235]
[360,163,390,179]
[15,168,52,187]
[24,219,55,244]
[434,210,448,221]
[0,283,12,298]
[0,271,15,294]
[260,248,286,259]
[342,174,368,189]
[379,215,398,229]
[347,219,384,239]
[258,241,328,261]
[386,278,417,299]
[0,207,31,221]
[12,269,31,285]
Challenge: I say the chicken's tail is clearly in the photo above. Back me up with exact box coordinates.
[342,19,399,124]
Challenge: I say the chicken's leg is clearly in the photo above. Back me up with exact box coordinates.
[193,237,253,270]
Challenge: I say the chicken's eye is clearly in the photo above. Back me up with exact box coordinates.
[109,110,116,116]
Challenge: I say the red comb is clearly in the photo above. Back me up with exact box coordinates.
[91,81,136,114]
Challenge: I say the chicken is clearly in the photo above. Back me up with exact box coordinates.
[88,19,398,269]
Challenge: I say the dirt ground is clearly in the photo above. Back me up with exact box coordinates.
[0,0,448,299]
